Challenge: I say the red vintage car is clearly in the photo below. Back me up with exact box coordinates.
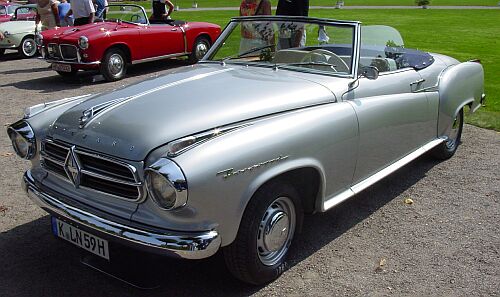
[38,4,221,81]
[0,3,18,23]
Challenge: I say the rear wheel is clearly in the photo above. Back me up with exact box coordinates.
[432,108,464,160]
[189,36,210,63]
[223,182,303,285]
[101,48,127,81]
[19,36,37,58]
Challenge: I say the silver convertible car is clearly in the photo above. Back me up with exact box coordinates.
[8,16,484,285]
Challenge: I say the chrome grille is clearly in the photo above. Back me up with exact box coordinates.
[47,43,61,59]
[60,44,78,60]
[40,140,142,201]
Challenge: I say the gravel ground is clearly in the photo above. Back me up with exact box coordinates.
[0,53,499,297]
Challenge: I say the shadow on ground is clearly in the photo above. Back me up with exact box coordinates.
[0,58,190,93]
[0,154,439,297]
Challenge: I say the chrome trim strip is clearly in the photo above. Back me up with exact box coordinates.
[323,138,444,211]
[23,170,221,259]
[80,169,141,187]
[131,52,188,65]
[0,44,17,49]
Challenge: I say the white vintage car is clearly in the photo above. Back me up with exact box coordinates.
[0,5,39,58]
[8,16,484,285]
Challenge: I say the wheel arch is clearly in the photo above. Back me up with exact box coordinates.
[103,43,132,63]
[437,61,484,138]
[243,158,326,219]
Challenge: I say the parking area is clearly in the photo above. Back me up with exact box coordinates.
[0,54,499,296]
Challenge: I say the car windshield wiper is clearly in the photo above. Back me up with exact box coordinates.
[273,61,338,70]
[220,44,275,63]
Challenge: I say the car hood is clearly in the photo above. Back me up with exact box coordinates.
[49,64,336,161]
[43,22,133,42]
[0,20,34,34]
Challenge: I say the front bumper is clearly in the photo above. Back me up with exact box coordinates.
[23,170,221,259]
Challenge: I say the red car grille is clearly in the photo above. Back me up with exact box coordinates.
[47,43,78,61]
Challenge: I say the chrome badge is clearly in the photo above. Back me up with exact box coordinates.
[79,97,129,128]
[64,146,82,188]
[217,155,289,179]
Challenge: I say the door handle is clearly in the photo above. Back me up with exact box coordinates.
[410,78,425,86]
[171,28,178,31]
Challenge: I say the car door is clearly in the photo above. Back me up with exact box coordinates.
[139,24,185,59]
[345,68,436,184]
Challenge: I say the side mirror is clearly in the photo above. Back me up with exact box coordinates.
[360,66,379,80]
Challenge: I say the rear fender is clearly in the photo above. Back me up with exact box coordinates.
[437,62,484,137]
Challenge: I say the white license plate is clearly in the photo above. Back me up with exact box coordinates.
[52,63,72,72]
[52,217,110,260]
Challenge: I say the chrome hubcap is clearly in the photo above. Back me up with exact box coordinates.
[108,53,124,76]
[257,196,296,266]
[23,38,36,56]
[195,42,208,60]
[446,113,462,149]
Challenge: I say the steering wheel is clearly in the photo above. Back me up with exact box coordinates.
[130,14,141,23]
[301,49,349,73]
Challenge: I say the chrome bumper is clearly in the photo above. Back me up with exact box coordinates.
[42,58,100,65]
[23,170,221,259]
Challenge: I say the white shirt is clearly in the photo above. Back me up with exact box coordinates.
[71,0,95,19]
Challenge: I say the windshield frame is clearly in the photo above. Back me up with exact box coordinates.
[202,16,361,79]
[104,4,149,26]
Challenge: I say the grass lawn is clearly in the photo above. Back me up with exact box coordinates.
[128,1,499,10]
[171,9,499,130]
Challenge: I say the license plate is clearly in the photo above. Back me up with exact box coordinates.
[52,217,110,260]
[52,63,71,72]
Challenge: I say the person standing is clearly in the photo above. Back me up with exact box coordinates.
[94,0,108,19]
[149,0,174,23]
[65,0,95,26]
[276,0,309,48]
[58,0,72,26]
[36,0,60,31]
[239,0,271,52]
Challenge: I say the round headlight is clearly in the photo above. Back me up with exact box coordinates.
[145,158,188,210]
[35,33,43,46]
[146,171,178,209]
[78,36,89,50]
[12,132,30,158]
[7,121,36,160]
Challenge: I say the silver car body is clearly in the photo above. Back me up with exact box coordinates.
[10,16,484,259]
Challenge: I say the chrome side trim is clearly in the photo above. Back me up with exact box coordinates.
[23,170,221,259]
[131,52,188,65]
[323,138,444,211]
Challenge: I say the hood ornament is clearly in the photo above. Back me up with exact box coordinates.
[79,97,129,128]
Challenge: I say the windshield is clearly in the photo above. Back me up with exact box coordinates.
[205,17,357,76]
[105,5,147,25]
[14,6,36,20]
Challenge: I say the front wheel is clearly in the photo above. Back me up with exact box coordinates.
[223,182,303,285]
[101,48,127,81]
[432,108,464,160]
[19,36,37,58]
[189,36,210,63]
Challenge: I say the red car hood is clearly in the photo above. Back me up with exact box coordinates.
[42,22,133,42]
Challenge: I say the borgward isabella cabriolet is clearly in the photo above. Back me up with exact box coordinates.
[8,16,484,285]
[37,4,221,81]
